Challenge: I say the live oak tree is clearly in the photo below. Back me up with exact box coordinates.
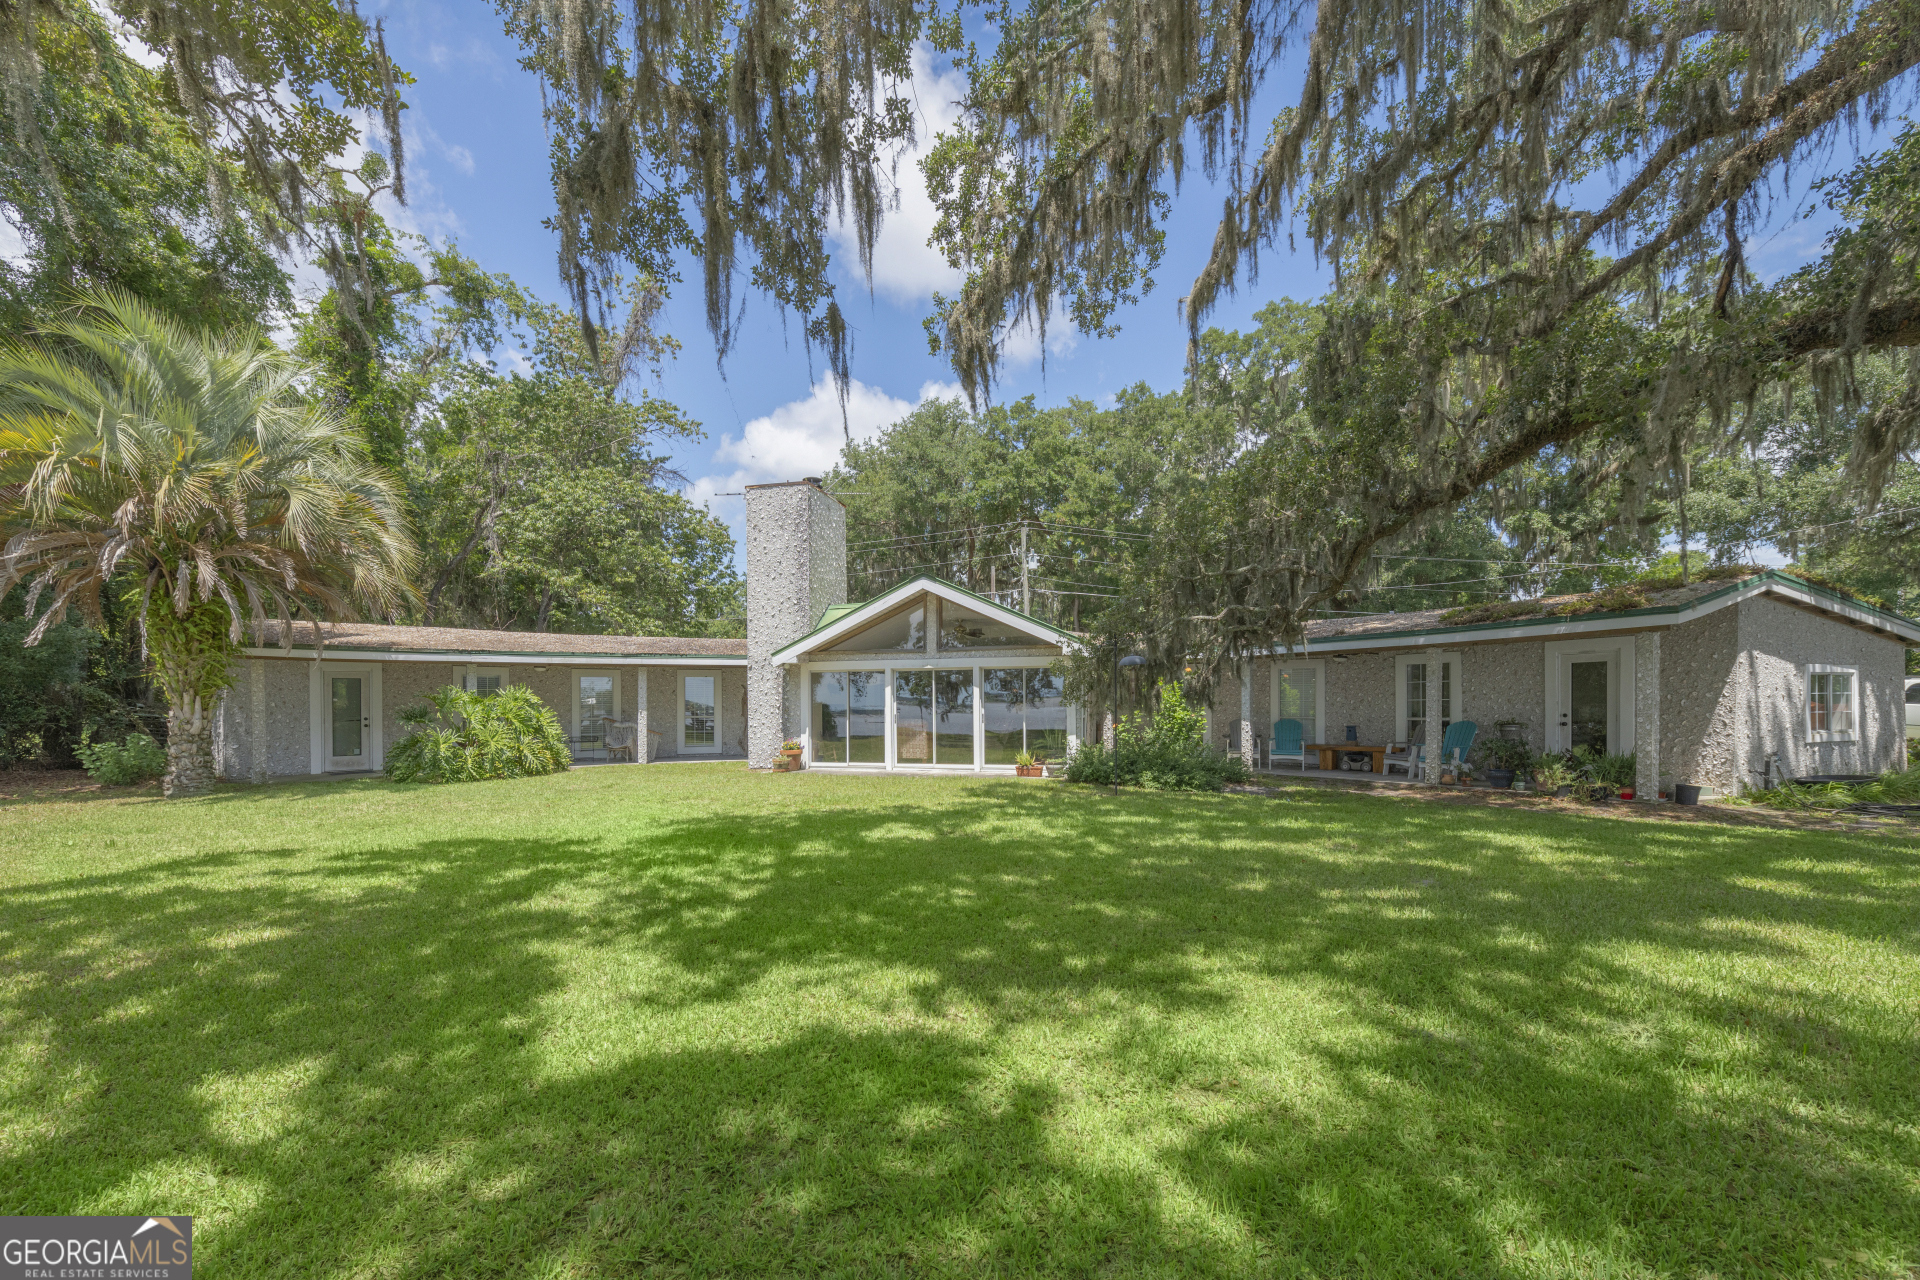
[0,292,415,796]
[908,0,1920,676]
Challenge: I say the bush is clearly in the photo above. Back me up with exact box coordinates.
[1063,681,1250,792]
[385,685,571,784]
[1477,736,1535,773]
[1572,746,1637,790]
[75,732,167,785]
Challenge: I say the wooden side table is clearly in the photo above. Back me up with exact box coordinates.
[1306,743,1387,773]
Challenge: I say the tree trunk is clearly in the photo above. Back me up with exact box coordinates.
[164,691,218,797]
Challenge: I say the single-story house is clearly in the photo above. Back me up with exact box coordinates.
[215,476,1917,796]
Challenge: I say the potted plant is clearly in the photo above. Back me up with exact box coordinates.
[777,739,804,771]
[1589,750,1637,801]
[1478,738,1534,790]
[1014,750,1047,778]
[1531,754,1575,798]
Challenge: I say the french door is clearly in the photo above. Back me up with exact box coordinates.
[313,663,382,773]
[680,673,721,754]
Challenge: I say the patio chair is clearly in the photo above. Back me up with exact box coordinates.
[602,717,639,763]
[1383,729,1423,779]
[1437,720,1479,779]
[1270,719,1308,771]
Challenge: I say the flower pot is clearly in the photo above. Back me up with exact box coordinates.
[1015,764,1045,777]
[1618,788,1635,801]
[1674,783,1702,805]
[1486,769,1515,790]
[776,749,803,772]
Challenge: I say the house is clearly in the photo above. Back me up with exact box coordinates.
[215,477,1917,795]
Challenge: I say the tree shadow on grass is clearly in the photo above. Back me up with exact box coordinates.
[0,778,1915,1275]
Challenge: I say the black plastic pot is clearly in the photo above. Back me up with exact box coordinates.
[1674,783,1702,805]
[1486,769,1515,789]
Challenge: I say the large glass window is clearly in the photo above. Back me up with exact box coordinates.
[680,675,714,751]
[848,671,886,762]
[894,671,933,763]
[1809,669,1855,735]
[830,603,926,652]
[940,604,1037,649]
[1274,666,1318,745]
[578,673,616,752]
[983,668,1068,763]
[330,677,363,759]
[933,669,975,764]
[812,670,886,762]
[1404,660,1452,741]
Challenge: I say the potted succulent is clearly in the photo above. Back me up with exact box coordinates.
[1530,753,1576,798]
[1014,750,1047,778]
[777,739,804,771]
[1478,737,1534,790]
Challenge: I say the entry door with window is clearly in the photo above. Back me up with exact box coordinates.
[573,672,618,758]
[317,664,382,772]
[1546,644,1631,755]
[680,673,720,754]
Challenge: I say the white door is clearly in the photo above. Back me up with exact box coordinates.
[1545,643,1633,756]
[319,665,382,772]
[572,671,618,757]
[680,673,720,754]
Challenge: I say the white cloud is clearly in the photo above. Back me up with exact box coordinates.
[828,44,967,304]
[686,378,960,545]
[0,213,29,267]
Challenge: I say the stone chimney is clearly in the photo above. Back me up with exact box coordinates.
[745,478,847,767]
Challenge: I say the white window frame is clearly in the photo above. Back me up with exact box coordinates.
[677,670,723,755]
[1269,659,1327,745]
[800,657,1074,772]
[571,668,620,747]
[464,664,507,693]
[1805,663,1859,743]
[1394,652,1464,744]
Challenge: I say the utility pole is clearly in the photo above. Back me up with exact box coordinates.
[1020,521,1030,615]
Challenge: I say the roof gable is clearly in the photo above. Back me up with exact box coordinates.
[772,576,1080,662]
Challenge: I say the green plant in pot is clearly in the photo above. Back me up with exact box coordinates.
[1530,753,1577,797]
[1477,737,1534,789]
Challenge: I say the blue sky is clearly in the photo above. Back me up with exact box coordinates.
[349,0,1883,565]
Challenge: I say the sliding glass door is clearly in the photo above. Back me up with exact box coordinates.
[809,663,1068,770]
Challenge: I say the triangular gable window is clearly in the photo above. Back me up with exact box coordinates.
[939,602,1047,649]
[827,599,928,652]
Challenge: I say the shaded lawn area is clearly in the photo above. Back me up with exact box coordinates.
[1,768,1917,1278]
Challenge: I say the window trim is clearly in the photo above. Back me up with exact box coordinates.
[1805,663,1859,743]
[1393,652,1464,744]
[463,664,507,694]
[676,670,722,755]
[1269,658,1327,745]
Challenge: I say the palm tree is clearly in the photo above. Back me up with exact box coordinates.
[0,291,417,796]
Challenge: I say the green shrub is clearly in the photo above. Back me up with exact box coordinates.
[1571,746,1637,789]
[1741,767,1920,811]
[1064,681,1250,792]
[1529,754,1576,792]
[75,732,167,785]
[385,685,571,784]
[1477,736,1535,773]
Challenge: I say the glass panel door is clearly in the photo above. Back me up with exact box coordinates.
[983,668,1068,764]
[848,671,886,762]
[894,671,933,763]
[329,677,364,765]
[812,671,848,762]
[1570,661,1608,752]
[933,669,974,765]
[576,674,615,758]
[681,675,717,753]
[1275,666,1318,745]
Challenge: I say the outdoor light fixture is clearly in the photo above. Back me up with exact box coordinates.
[1111,651,1146,796]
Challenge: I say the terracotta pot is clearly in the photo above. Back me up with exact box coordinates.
[1015,765,1045,777]
[776,749,803,772]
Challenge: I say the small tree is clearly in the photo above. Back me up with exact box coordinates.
[0,291,417,795]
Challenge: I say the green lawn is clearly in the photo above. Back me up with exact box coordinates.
[2,769,1916,1277]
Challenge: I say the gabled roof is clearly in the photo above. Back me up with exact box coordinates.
[245,620,747,664]
[1290,569,1920,652]
[771,575,1081,663]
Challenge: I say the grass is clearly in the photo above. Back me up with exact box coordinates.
[1,767,1917,1278]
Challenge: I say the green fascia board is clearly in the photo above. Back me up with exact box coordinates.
[1309,571,1920,647]
[254,642,748,661]
[775,575,1077,659]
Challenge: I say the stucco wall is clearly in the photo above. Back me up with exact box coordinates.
[1657,605,1741,790]
[1459,640,1548,752]
[1734,595,1907,781]
[1321,651,1397,743]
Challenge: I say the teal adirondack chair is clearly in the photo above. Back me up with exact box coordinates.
[1387,720,1478,781]
[1270,719,1308,771]
[1433,720,1478,779]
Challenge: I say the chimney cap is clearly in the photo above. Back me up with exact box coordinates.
[803,476,823,486]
